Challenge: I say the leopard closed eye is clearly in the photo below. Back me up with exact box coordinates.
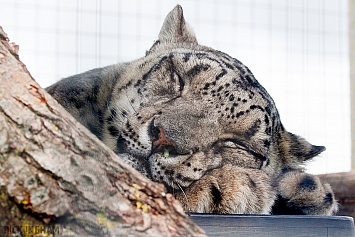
[47,5,338,216]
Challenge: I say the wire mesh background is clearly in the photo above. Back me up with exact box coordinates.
[0,0,350,174]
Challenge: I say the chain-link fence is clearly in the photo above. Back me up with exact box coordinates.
[0,0,350,174]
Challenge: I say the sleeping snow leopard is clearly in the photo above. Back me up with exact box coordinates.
[47,5,338,215]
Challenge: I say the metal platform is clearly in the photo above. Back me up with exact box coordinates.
[190,214,355,237]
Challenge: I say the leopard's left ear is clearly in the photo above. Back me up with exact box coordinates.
[158,5,197,44]
[278,130,326,163]
[147,5,197,55]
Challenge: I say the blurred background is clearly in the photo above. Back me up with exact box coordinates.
[0,0,351,175]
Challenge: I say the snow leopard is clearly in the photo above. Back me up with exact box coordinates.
[47,5,338,215]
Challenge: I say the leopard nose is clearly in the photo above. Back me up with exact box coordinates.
[150,126,176,152]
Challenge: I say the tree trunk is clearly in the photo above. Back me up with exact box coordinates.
[0,27,206,237]
[318,171,355,220]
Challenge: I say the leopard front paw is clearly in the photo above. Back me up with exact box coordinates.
[272,170,338,215]
[174,164,276,214]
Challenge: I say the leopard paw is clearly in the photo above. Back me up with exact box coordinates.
[175,164,276,214]
[272,170,338,215]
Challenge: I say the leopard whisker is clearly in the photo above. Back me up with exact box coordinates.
[125,90,137,113]
[176,182,190,216]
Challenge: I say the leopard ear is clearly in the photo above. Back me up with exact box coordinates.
[278,131,325,162]
[146,5,197,55]
[158,5,197,44]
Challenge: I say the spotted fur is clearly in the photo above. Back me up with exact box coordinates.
[47,5,338,215]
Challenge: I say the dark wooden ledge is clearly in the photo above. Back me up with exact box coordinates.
[190,214,355,237]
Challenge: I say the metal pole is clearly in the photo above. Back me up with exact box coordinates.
[350,0,355,169]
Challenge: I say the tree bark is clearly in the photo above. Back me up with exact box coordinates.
[318,171,355,220]
[0,27,206,237]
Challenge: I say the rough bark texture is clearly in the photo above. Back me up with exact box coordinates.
[0,27,206,237]
[318,171,355,220]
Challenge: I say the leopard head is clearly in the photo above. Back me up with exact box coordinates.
[100,5,325,193]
